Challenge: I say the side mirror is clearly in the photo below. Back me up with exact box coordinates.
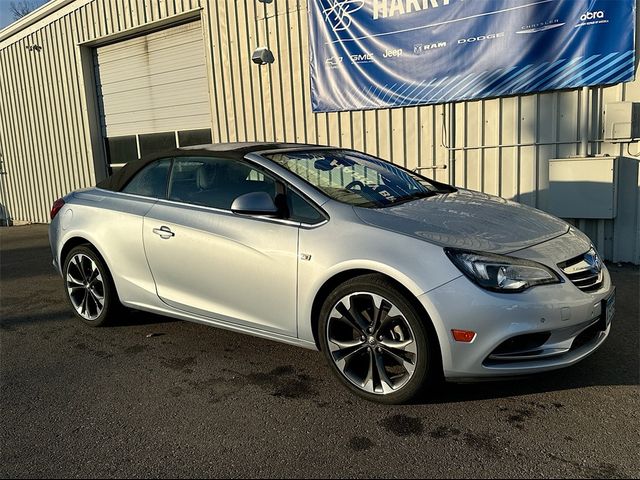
[231,192,279,215]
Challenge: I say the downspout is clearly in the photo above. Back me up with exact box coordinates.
[447,102,456,184]
[580,86,590,156]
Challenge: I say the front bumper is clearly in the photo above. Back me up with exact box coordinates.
[418,266,614,380]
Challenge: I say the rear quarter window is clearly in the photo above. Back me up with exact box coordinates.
[122,158,172,198]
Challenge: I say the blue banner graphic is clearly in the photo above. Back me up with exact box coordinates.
[308,0,636,112]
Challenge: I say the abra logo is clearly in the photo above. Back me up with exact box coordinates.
[516,19,565,34]
[322,0,365,32]
[576,10,608,27]
[414,42,447,54]
[325,56,344,68]
[581,11,605,21]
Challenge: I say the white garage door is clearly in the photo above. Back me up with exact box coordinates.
[94,20,212,166]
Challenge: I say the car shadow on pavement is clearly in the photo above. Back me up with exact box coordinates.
[424,363,638,405]
[112,310,180,327]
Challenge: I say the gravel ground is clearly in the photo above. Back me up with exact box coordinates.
[1,224,639,478]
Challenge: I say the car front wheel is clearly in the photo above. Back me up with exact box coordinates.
[318,274,440,404]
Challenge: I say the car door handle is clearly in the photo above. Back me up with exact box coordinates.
[152,226,175,239]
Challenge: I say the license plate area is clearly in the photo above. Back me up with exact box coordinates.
[599,288,616,331]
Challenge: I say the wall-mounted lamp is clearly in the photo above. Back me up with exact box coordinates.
[257,0,273,3]
[25,45,42,52]
[252,47,275,66]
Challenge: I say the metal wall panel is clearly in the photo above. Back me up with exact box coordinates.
[0,0,638,263]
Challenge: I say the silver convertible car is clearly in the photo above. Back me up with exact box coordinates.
[49,143,615,404]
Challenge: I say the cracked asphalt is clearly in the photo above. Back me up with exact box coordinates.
[1,224,639,478]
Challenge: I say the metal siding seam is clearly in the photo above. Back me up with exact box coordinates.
[242,0,261,141]
[71,13,97,185]
[202,1,223,143]
[17,35,47,222]
[62,15,90,188]
[2,48,25,220]
[11,38,35,221]
[226,0,246,142]
[40,25,65,201]
[235,0,256,141]
[211,0,230,141]
[294,2,311,144]
[0,51,20,221]
[287,1,304,143]
[54,16,80,192]
[259,2,276,142]
[51,20,79,192]
[268,1,285,142]
[31,28,57,213]
[219,0,239,142]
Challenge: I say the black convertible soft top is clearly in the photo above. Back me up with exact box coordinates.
[96,142,316,192]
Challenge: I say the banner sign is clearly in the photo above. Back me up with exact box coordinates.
[308,0,636,112]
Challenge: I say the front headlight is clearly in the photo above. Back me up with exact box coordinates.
[444,248,562,293]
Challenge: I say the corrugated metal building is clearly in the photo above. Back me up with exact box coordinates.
[0,0,639,263]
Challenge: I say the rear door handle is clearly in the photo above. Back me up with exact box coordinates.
[153,226,175,239]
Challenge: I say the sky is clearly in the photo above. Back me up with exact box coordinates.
[0,0,49,30]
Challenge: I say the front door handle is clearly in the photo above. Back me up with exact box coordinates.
[153,226,175,239]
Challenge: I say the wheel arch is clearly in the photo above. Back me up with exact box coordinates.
[59,236,118,296]
[310,268,443,373]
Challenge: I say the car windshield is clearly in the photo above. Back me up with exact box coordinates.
[267,150,441,208]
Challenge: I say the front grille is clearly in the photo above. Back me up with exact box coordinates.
[558,248,604,293]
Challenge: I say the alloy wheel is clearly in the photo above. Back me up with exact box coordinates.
[66,253,105,321]
[326,292,418,395]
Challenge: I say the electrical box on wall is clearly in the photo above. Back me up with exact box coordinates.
[603,102,640,142]
[548,157,617,219]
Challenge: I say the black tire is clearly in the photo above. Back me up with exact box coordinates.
[318,274,441,404]
[62,245,122,327]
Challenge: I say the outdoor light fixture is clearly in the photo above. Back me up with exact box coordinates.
[25,45,42,52]
[257,0,273,3]
[251,47,275,65]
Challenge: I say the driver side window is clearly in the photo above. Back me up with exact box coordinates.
[168,156,277,210]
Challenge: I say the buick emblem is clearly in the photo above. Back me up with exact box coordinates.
[584,249,601,274]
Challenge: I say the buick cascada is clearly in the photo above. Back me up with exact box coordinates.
[49,143,615,403]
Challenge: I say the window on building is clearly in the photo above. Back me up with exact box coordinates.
[139,132,177,157]
[178,129,212,147]
[106,136,138,166]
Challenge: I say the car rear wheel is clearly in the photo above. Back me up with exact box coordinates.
[63,245,121,327]
[318,274,440,404]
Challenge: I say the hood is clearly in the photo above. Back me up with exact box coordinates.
[354,189,569,254]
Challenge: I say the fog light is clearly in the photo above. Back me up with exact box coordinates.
[452,329,476,343]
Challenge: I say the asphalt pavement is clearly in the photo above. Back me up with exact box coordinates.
[1,224,639,478]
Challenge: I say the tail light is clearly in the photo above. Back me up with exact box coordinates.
[50,198,65,220]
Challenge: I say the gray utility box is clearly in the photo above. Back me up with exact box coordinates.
[603,102,640,142]
[548,157,617,219]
